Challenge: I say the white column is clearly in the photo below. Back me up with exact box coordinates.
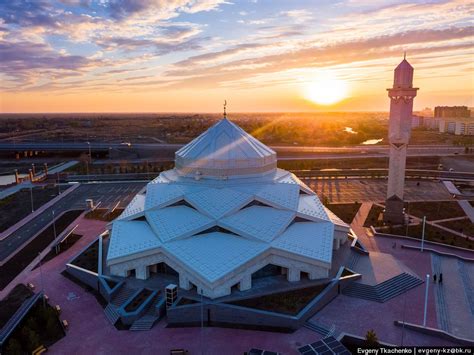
[239,274,252,291]
[136,265,149,280]
[287,268,300,282]
[179,274,192,290]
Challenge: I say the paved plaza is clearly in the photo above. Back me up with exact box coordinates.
[1,178,473,353]
[1,204,470,354]
[304,179,452,203]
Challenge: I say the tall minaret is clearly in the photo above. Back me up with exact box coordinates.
[384,56,418,224]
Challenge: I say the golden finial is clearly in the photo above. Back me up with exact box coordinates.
[404,51,406,60]
[223,100,227,118]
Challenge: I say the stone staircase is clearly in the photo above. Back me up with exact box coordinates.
[104,303,120,325]
[129,296,160,331]
[342,272,423,303]
[304,320,335,337]
[347,252,361,270]
[111,286,136,306]
[130,315,158,331]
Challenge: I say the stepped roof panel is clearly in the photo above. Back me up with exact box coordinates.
[297,195,330,222]
[145,183,184,210]
[272,222,333,264]
[150,173,171,184]
[164,232,268,282]
[255,183,300,210]
[219,206,295,242]
[230,184,264,196]
[117,194,145,221]
[277,172,314,194]
[107,221,161,261]
[185,187,253,219]
[323,206,350,228]
[145,206,214,242]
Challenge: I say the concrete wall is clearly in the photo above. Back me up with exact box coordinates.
[108,248,331,299]
[167,270,361,331]
[65,264,99,290]
[394,321,474,346]
[98,276,124,302]
[119,289,158,325]
[167,302,298,331]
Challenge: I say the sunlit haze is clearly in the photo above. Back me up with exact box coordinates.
[303,72,349,105]
[0,0,473,113]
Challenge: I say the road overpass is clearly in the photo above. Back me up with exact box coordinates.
[0,141,467,157]
[63,168,474,183]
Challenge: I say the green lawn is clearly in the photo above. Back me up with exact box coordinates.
[364,205,385,227]
[388,223,473,249]
[404,201,466,221]
[0,186,59,232]
[229,283,328,315]
[438,218,474,238]
[326,203,361,224]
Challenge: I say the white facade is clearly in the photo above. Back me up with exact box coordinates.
[439,118,474,136]
[106,118,349,298]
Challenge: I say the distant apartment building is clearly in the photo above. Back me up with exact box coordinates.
[437,117,474,135]
[434,106,471,118]
[413,106,474,135]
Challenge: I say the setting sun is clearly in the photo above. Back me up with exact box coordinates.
[304,73,349,105]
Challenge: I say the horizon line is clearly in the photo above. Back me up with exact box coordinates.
[0,110,417,115]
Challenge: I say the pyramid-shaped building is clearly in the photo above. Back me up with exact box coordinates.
[106,117,349,298]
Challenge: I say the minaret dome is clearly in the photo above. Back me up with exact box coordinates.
[393,58,414,89]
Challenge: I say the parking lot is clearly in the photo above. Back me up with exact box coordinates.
[0,182,146,262]
[67,182,145,210]
[303,179,452,203]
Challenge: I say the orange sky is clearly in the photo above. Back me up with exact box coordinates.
[1,0,473,113]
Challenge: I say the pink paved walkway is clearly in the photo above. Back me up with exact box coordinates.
[311,245,445,346]
[6,207,473,353]
[10,216,320,354]
[341,206,474,345]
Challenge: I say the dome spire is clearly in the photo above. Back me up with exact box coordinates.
[223,100,227,118]
[175,115,277,178]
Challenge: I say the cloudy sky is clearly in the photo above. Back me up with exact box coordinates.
[0,0,473,112]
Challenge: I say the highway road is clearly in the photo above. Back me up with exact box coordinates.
[0,141,467,156]
[63,168,474,182]
[0,182,145,262]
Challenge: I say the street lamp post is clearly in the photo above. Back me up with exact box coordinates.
[86,141,91,183]
[30,186,34,213]
[86,141,91,164]
[421,216,426,252]
[57,172,61,195]
[52,210,58,253]
[423,274,430,327]
[405,203,410,236]
[85,160,89,183]
[401,284,407,346]
[38,252,45,308]
[200,288,204,355]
